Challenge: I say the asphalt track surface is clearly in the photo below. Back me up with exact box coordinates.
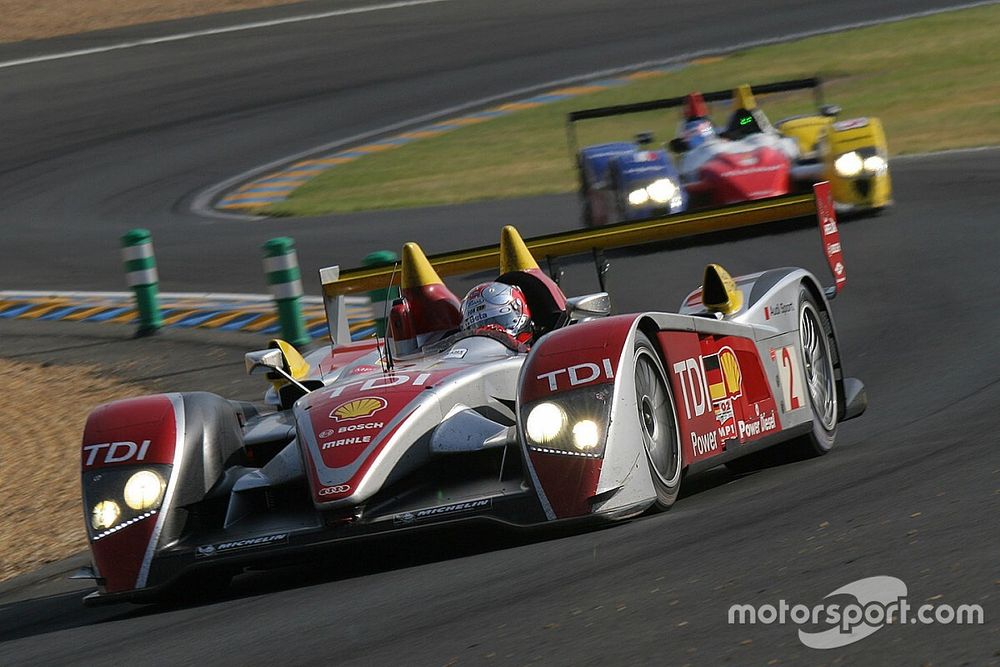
[1,1,997,664]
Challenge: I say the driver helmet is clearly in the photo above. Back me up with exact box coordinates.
[682,118,716,149]
[460,282,533,344]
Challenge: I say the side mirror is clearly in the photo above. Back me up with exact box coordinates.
[245,340,314,407]
[245,348,285,376]
[566,292,612,323]
[820,104,841,118]
[668,137,688,153]
[635,131,655,146]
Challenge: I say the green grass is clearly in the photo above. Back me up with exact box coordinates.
[267,4,1000,217]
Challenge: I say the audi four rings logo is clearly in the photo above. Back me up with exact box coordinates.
[319,484,351,496]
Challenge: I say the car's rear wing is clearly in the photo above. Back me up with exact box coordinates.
[566,76,824,157]
[320,188,847,345]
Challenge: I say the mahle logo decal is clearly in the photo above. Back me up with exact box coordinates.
[330,396,388,421]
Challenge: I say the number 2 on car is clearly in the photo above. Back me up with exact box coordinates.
[773,345,806,411]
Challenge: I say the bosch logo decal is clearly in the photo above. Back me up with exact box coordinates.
[83,440,151,467]
[318,484,351,496]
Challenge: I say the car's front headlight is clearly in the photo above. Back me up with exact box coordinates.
[91,500,121,531]
[834,151,863,177]
[82,465,171,540]
[123,470,166,511]
[627,179,679,207]
[525,402,566,444]
[627,188,650,206]
[836,150,887,178]
[522,384,613,457]
[645,178,677,204]
[863,155,887,174]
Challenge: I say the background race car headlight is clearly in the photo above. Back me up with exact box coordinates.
[863,155,887,174]
[834,151,863,177]
[82,464,172,540]
[91,500,121,530]
[522,384,613,457]
[627,189,650,206]
[645,178,677,204]
[123,470,166,510]
[526,402,566,443]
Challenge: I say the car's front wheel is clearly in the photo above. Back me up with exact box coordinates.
[634,333,682,510]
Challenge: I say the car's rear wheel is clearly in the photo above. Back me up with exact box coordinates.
[634,333,682,510]
[790,289,838,456]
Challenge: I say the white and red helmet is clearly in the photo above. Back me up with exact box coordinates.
[460,282,533,343]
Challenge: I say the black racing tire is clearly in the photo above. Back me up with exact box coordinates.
[789,287,839,456]
[633,332,682,511]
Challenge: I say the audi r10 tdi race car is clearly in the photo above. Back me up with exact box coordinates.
[569,78,892,225]
[76,185,866,604]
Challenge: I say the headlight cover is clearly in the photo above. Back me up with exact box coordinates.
[645,178,677,204]
[627,179,680,207]
[522,383,614,458]
[863,155,887,174]
[82,465,171,540]
[836,148,887,177]
[627,188,650,206]
[834,151,863,177]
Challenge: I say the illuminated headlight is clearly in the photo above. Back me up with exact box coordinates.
[91,500,121,531]
[82,464,172,540]
[522,384,613,457]
[863,155,887,173]
[572,420,600,451]
[834,151,863,177]
[646,178,677,204]
[526,402,566,443]
[123,470,166,511]
[627,188,650,206]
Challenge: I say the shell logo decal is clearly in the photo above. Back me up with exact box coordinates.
[330,396,388,421]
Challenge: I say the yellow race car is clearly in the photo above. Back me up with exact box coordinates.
[769,82,893,213]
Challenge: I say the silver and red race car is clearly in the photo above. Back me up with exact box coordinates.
[77,185,866,604]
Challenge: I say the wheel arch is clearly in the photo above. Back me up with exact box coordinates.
[797,276,849,421]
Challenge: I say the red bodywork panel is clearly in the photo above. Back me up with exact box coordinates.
[521,315,637,518]
[688,146,790,205]
[81,394,178,592]
[301,367,462,504]
[316,339,382,376]
[389,284,462,344]
[658,331,779,465]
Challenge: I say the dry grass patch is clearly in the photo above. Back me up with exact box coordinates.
[0,0,305,43]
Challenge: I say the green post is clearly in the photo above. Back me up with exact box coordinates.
[263,237,310,347]
[363,250,400,337]
[120,228,162,337]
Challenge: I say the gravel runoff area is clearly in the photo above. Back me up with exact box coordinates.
[0,318,273,584]
[0,0,307,43]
